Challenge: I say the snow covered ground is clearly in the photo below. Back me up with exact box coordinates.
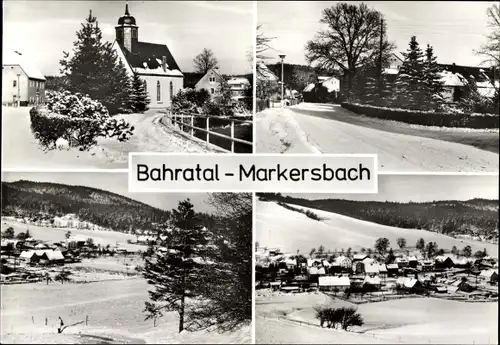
[255,103,499,172]
[256,292,498,344]
[2,220,147,252]
[256,200,499,258]
[1,107,218,169]
[1,278,250,344]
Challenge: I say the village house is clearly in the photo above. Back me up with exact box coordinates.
[318,276,351,291]
[112,4,184,108]
[256,63,280,101]
[195,67,228,99]
[479,269,498,284]
[227,77,252,104]
[2,51,46,107]
[303,75,341,103]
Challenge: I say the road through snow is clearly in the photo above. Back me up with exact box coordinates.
[256,103,499,172]
[2,107,218,169]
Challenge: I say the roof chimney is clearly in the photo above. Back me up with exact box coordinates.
[162,56,167,72]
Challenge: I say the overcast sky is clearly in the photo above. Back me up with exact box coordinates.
[288,175,499,203]
[1,172,217,213]
[258,1,494,67]
[3,1,253,76]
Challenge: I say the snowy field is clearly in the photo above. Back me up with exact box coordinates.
[255,103,499,172]
[256,200,499,258]
[1,278,250,344]
[1,107,218,169]
[1,220,147,252]
[256,293,498,344]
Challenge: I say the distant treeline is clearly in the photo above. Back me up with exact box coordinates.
[258,193,499,237]
[2,180,171,231]
[277,202,322,221]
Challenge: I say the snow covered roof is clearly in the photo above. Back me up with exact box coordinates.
[317,267,326,275]
[3,51,46,80]
[319,276,350,287]
[227,77,251,86]
[303,83,315,92]
[117,39,182,75]
[396,277,420,288]
[365,264,380,274]
[362,257,375,265]
[68,235,87,242]
[320,77,340,92]
[353,254,368,261]
[383,68,399,75]
[439,71,467,87]
[363,276,382,285]
[476,81,497,98]
[480,269,498,278]
[386,263,399,270]
[257,63,279,82]
[285,258,297,266]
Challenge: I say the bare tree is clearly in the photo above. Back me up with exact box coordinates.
[256,24,276,63]
[475,4,500,67]
[193,48,219,74]
[305,3,395,92]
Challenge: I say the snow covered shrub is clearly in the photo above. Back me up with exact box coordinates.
[30,90,134,151]
[341,102,499,129]
[171,88,210,115]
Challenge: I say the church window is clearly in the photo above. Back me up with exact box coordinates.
[132,29,137,39]
[157,81,161,102]
[209,76,216,83]
[144,80,147,90]
[170,81,174,98]
[13,80,16,87]
[210,88,215,95]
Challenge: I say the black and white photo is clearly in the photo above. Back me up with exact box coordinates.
[2,1,254,169]
[255,175,498,344]
[0,172,252,344]
[256,1,499,172]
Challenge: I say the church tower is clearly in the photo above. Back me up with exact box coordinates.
[115,4,138,53]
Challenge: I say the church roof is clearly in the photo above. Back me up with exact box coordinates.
[117,4,136,25]
[121,41,183,76]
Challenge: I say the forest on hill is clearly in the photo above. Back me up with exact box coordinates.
[1,180,172,231]
[257,193,499,237]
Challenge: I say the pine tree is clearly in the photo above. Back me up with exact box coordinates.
[60,10,132,114]
[422,44,444,109]
[129,74,150,113]
[394,36,426,109]
[143,199,211,333]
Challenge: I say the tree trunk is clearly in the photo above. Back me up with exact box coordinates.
[179,275,186,333]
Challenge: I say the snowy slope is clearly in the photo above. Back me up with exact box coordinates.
[256,200,498,257]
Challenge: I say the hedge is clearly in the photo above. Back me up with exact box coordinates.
[30,91,134,151]
[341,102,499,129]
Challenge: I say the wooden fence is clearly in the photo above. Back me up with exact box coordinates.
[165,113,253,153]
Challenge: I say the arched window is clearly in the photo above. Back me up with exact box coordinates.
[170,81,174,99]
[143,80,147,91]
[157,81,161,102]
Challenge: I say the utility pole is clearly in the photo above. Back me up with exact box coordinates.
[279,54,286,109]
[378,18,384,98]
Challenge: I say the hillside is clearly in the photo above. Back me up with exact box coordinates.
[256,200,499,257]
[1,180,171,232]
[257,194,499,238]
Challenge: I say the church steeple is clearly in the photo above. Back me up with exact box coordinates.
[115,3,138,52]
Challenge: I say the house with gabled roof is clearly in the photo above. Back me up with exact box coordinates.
[3,50,46,106]
[112,4,184,108]
[195,67,228,99]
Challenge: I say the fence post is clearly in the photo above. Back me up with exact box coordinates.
[181,115,184,133]
[206,117,210,144]
[190,115,194,137]
[86,315,88,326]
[230,120,235,153]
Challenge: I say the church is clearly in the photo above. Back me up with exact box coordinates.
[112,4,184,108]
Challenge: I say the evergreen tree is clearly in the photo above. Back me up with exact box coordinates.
[394,36,426,109]
[129,74,150,113]
[143,199,211,333]
[60,10,131,114]
[422,44,444,109]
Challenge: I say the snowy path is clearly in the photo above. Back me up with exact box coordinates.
[2,107,218,169]
[255,103,499,172]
